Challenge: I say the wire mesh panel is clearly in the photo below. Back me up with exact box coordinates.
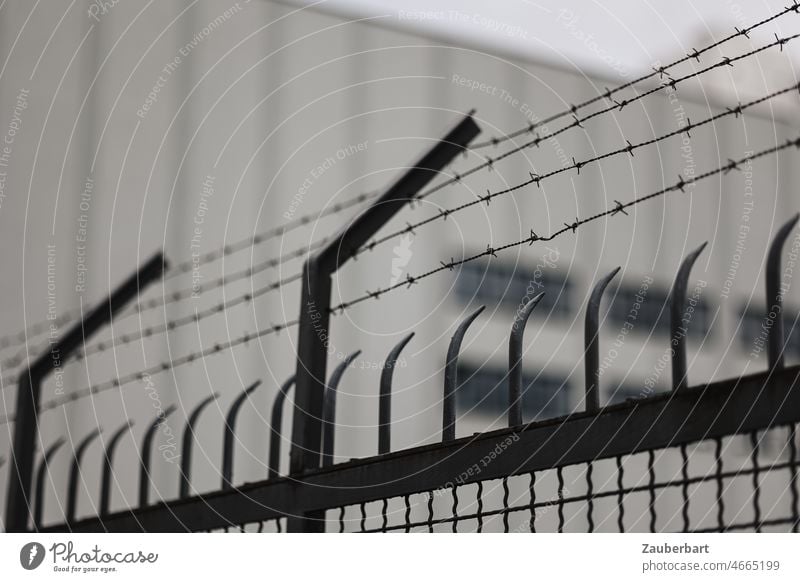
[328,424,800,533]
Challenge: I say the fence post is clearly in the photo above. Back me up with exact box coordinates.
[4,252,167,532]
[287,112,480,532]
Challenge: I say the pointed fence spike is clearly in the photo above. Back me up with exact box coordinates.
[766,213,800,369]
[100,420,135,516]
[585,268,621,412]
[222,381,262,490]
[139,405,177,507]
[508,293,545,427]
[322,351,361,468]
[33,438,65,530]
[671,242,708,391]
[180,394,219,499]
[443,306,485,441]
[66,428,102,523]
[268,377,295,480]
[379,333,415,454]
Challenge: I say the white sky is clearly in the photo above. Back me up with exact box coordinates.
[286,0,800,79]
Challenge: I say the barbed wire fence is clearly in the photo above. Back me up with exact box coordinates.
[0,5,799,533]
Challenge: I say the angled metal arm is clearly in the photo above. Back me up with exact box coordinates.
[100,420,134,516]
[322,352,361,468]
[5,251,167,532]
[766,214,800,369]
[139,405,177,507]
[180,393,219,499]
[585,267,621,412]
[379,333,414,454]
[508,293,544,426]
[66,428,102,523]
[288,112,479,531]
[443,306,485,441]
[268,377,295,480]
[33,438,65,529]
[670,242,707,391]
[221,381,261,490]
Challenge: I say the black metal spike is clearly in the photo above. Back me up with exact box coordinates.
[100,420,135,516]
[222,381,262,490]
[67,428,102,523]
[443,306,485,441]
[670,243,708,391]
[180,394,219,499]
[508,293,545,426]
[379,334,415,454]
[268,377,296,480]
[585,268,621,412]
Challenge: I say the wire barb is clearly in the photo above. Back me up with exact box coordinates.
[723,158,741,174]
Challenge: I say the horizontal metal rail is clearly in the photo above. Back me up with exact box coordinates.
[50,364,800,532]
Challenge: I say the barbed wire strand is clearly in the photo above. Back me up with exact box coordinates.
[0,192,374,354]
[0,136,793,427]
[0,270,305,389]
[0,235,327,373]
[346,71,800,262]
[400,30,800,215]
[2,7,798,356]
[0,316,301,425]
[331,137,800,313]
[1,20,792,356]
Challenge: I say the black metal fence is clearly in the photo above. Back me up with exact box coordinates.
[3,6,800,533]
[44,365,800,533]
[13,201,800,533]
